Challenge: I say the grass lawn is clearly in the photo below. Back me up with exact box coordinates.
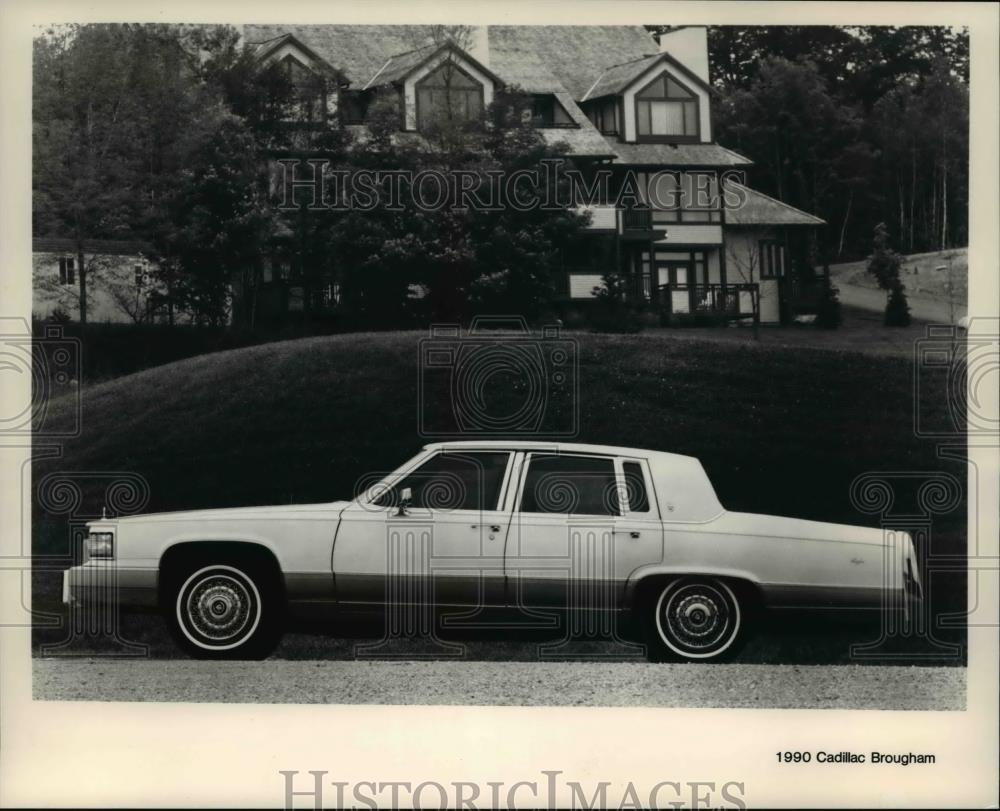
[32,330,967,663]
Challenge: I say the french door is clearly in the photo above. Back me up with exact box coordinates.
[657,261,694,313]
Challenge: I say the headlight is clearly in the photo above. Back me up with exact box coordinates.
[85,532,114,559]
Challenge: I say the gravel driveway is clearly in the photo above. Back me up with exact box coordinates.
[32,659,964,710]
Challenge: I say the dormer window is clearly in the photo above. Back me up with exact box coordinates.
[415,61,485,130]
[529,94,576,128]
[635,72,699,141]
[586,98,619,135]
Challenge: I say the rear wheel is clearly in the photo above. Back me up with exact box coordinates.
[166,561,282,659]
[643,577,745,662]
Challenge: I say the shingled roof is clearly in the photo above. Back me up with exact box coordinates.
[243,24,661,100]
[488,26,659,100]
[724,183,827,226]
[237,26,770,167]
[581,54,661,101]
[611,142,752,167]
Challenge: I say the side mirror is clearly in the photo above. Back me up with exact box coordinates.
[396,487,412,516]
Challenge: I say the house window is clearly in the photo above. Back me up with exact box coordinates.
[339,89,368,123]
[635,170,722,223]
[759,240,785,279]
[134,265,144,285]
[586,98,619,135]
[415,60,484,130]
[279,55,327,124]
[635,72,699,141]
[58,257,75,285]
[529,94,575,128]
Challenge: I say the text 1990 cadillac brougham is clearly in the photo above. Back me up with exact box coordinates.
[63,442,922,662]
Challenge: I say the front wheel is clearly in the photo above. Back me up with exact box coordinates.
[168,562,282,659]
[644,577,746,662]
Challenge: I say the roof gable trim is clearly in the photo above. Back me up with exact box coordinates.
[363,41,504,90]
[583,51,712,102]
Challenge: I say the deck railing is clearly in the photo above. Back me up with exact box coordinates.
[658,282,760,323]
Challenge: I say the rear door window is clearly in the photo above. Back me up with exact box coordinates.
[519,454,621,516]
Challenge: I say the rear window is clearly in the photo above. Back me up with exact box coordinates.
[623,461,650,512]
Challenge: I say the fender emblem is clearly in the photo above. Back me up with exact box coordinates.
[850,557,864,565]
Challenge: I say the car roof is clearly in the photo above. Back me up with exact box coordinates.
[422,440,698,462]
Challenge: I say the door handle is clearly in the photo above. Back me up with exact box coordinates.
[615,530,641,539]
[472,524,501,533]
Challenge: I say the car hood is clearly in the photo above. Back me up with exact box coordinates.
[94,501,353,528]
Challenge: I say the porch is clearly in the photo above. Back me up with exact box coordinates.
[656,282,760,326]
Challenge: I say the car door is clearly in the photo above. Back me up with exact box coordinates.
[505,453,663,613]
[332,449,514,609]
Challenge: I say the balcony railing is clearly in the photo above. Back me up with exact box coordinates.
[658,282,760,323]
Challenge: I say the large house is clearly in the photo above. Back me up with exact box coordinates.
[240,24,827,326]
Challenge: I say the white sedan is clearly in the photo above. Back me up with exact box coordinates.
[63,441,921,662]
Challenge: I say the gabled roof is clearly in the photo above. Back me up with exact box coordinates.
[240,26,755,166]
[488,26,660,100]
[724,183,826,226]
[581,51,712,102]
[364,41,503,90]
[538,91,617,158]
[252,33,347,82]
[244,25,664,100]
[581,54,660,101]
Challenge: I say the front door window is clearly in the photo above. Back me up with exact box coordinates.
[374,451,511,512]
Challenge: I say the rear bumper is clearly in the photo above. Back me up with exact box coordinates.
[62,564,159,609]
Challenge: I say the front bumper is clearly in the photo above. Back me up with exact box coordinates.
[62,564,159,609]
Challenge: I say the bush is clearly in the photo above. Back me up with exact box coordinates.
[559,307,588,329]
[588,307,642,333]
[815,285,843,329]
[884,282,911,326]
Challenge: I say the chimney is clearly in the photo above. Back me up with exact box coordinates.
[468,25,490,67]
[658,26,709,85]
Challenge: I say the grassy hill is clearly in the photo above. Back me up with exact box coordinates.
[830,248,968,302]
[32,330,967,662]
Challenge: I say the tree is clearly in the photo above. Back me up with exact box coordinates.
[313,85,588,326]
[33,24,224,323]
[867,222,911,327]
[699,25,969,260]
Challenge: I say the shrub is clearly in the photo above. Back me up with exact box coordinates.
[588,307,642,333]
[815,285,843,329]
[884,282,911,326]
[590,272,643,333]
